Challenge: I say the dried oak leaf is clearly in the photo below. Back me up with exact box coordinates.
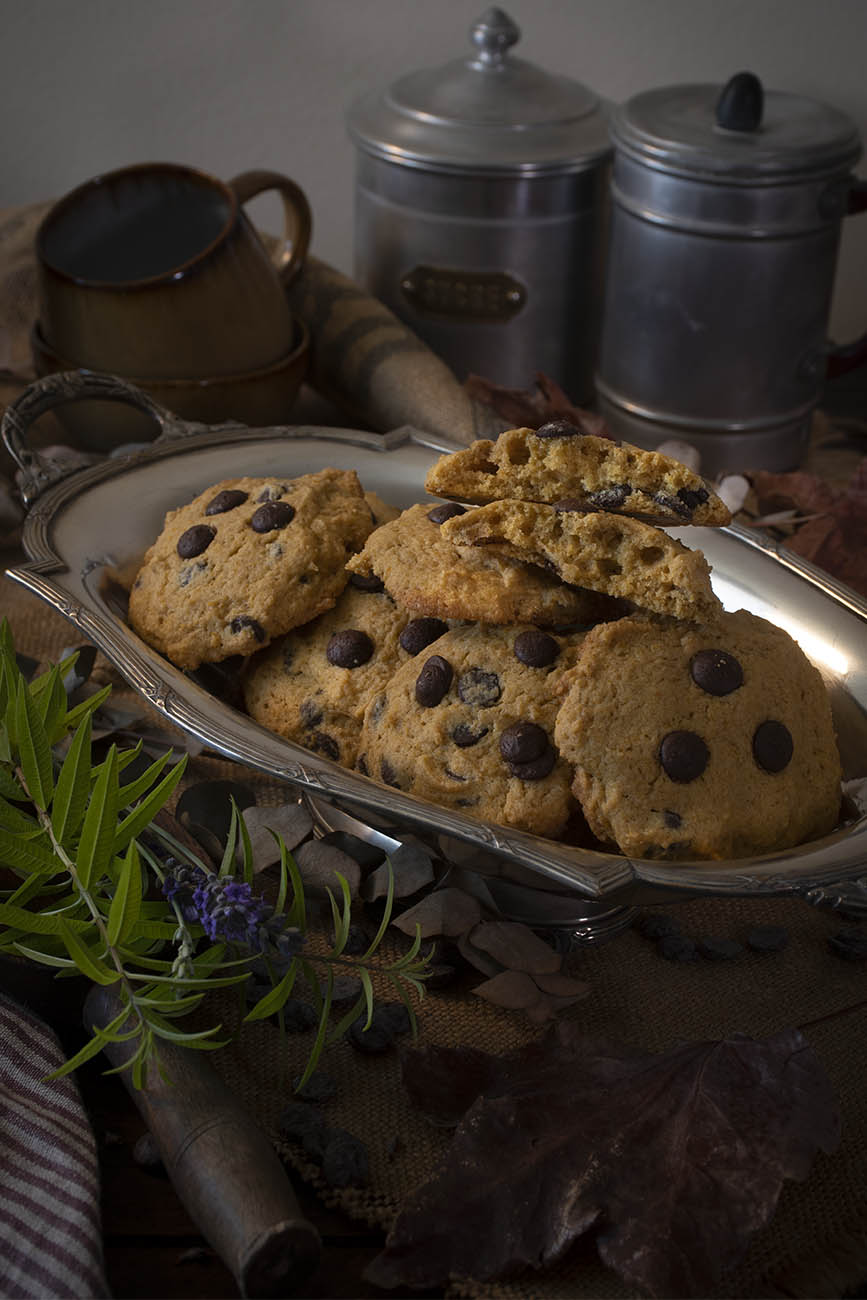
[367,1024,839,1297]
[749,457,867,598]
[465,371,612,438]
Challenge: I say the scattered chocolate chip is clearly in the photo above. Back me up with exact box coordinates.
[552,497,588,513]
[348,571,385,592]
[663,810,682,829]
[427,502,466,525]
[380,758,401,788]
[451,722,489,747]
[652,491,691,518]
[322,1130,369,1188]
[278,1103,330,1162]
[513,629,560,667]
[658,933,699,962]
[230,615,265,642]
[178,560,207,586]
[746,925,789,953]
[499,721,548,765]
[292,1070,338,1104]
[400,617,449,656]
[279,998,319,1033]
[659,730,709,783]
[177,524,215,558]
[415,655,453,707]
[340,922,373,954]
[636,913,680,940]
[535,419,581,438]
[205,488,248,515]
[507,745,557,781]
[357,754,369,776]
[457,667,501,707]
[443,766,469,782]
[690,649,744,696]
[347,1017,394,1055]
[257,484,287,502]
[369,694,387,725]
[375,1002,412,1036]
[698,936,744,961]
[250,500,295,532]
[586,484,630,510]
[828,928,867,961]
[753,720,793,773]
[326,629,374,668]
[309,731,340,762]
[677,486,709,510]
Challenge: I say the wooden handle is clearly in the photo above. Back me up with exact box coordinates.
[84,986,321,1298]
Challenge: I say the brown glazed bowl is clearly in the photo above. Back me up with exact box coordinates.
[30,319,310,451]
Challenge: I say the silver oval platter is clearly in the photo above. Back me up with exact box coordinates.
[4,372,867,938]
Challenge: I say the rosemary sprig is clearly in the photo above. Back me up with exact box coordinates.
[0,619,432,1087]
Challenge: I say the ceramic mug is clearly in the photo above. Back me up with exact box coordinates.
[35,161,312,379]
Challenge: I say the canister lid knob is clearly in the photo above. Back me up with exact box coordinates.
[715,71,764,132]
[469,9,521,68]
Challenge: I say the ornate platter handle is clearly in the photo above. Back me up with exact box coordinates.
[1,371,192,506]
[801,874,867,916]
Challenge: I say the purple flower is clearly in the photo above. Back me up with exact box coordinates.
[162,864,302,956]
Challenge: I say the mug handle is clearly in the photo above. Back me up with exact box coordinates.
[228,170,312,288]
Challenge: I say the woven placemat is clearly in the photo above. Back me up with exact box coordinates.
[3,575,865,1299]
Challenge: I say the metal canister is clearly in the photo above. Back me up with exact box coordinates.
[595,73,865,473]
[346,7,612,403]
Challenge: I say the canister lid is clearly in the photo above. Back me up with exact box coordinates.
[612,74,862,181]
[346,7,612,175]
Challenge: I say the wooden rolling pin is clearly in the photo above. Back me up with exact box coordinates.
[84,985,321,1298]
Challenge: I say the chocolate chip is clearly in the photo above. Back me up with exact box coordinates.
[658,934,699,962]
[229,615,265,642]
[659,730,709,783]
[499,721,548,765]
[746,925,788,953]
[513,630,560,667]
[205,488,248,515]
[677,486,709,510]
[251,501,296,532]
[348,572,385,593]
[586,484,630,510]
[553,497,589,513]
[690,649,744,696]
[752,720,793,772]
[380,758,401,788]
[636,913,680,940]
[326,630,374,669]
[507,745,557,781]
[399,618,448,656]
[457,667,501,707]
[699,936,744,961]
[663,810,682,829]
[257,484,287,502]
[415,655,453,707]
[369,694,387,725]
[652,491,691,519]
[535,419,581,438]
[451,722,489,747]
[310,732,340,762]
[444,766,468,782]
[427,502,466,525]
[177,524,215,558]
[300,699,323,727]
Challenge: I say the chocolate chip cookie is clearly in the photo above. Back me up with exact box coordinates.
[442,499,721,624]
[553,611,842,860]
[344,503,621,627]
[357,623,585,838]
[128,470,374,669]
[425,422,730,527]
[242,581,452,767]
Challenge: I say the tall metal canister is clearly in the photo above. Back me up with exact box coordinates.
[346,8,612,403]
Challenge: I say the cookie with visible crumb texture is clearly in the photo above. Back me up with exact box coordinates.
[242,582,452,767]
[425,422,730,526]
[128,470,374,669]
[344,502,622,627]
[442,498,721,624]
[357,623,585,838]
[553,611,842,860]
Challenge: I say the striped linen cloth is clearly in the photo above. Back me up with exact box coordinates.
[0,993,108,1298]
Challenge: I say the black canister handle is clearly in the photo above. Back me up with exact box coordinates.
[715,72,764,132]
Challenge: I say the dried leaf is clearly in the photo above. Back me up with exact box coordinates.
[391,887,482,938]
[465,371,612,438]
[292,838,361,900]
[368,1025,840,1297]
[467,920,561,975]
[362,841,436,901]
[238,802,313,872]
[472,969,590,1023]
[401,1043,499,1127]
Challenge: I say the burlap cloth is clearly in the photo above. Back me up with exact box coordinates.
[2,200,866,1299]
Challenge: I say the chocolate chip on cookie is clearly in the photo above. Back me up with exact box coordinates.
[535,419,582,438]
[177,524,215,558]
[513,630,560,668]
[690,649,743,696]
[415,655,453,707]
[251,501,296,533]
[205,489,249,515]
[659,730,710,783]
[399,618,449,656]
[426,502,467,525]
[326,630,375,669]
[752,720,793,773]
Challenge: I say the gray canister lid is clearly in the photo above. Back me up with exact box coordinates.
[612,76,862,182]
[346,7,611,175]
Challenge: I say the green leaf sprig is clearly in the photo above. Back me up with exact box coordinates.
[0,620,432,1088]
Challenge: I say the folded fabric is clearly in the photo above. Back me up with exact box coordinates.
[0,992,108,1299]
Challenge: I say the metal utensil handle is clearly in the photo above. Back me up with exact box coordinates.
[84,985,321,1298]
[1,371,189,506]
[801,874,867,917]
